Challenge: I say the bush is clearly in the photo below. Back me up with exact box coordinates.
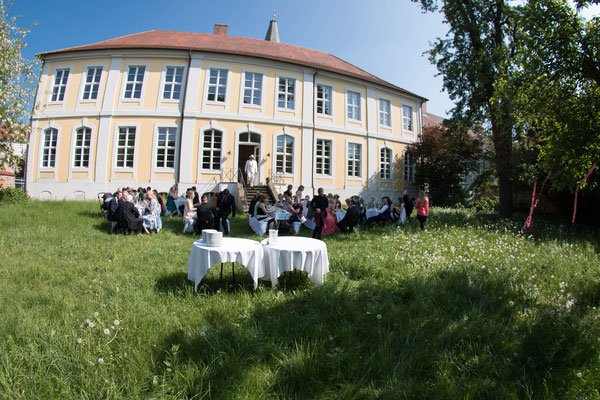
[473,195,499,212]
[0,187,30,205]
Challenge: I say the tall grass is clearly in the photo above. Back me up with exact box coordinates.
[0,202,599,399]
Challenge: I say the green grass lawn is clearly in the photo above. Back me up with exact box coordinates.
[1,201,600,399]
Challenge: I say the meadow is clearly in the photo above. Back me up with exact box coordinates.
[1,201,599,399]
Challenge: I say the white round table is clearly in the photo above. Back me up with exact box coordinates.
[261,236,329,287]
[187,237,265,290]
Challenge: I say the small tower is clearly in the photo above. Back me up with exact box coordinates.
[265,11,280,43]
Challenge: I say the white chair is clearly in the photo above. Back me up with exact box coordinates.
[303,218,316,230]
[249,216,268,236]
[183,219,195,233]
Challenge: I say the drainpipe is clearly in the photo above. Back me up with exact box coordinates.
[24,58,45,194]
[311,68,319,195]
[176,50,193,186]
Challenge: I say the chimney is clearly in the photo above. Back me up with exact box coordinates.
[213,24,228,36]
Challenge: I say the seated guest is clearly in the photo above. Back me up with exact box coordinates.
[368,196,378,209]
[153,189,166,216]
[366,197,392,225]
[115,194,146,235]
[166,185,179,216]
[183,190,197,221]
[277,193,286,207]
[194,195,216,234]
[283,184,293,199]
[142,190,162,233]
[215,188,236,235]
[357,197,366,224]
[255,194,276,230]
[337,198,361,232]
[285,197,302,224]
[248,192,262,217]
[333,194,342,211]
[107,191,123,225]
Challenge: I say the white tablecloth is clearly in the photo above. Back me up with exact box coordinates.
[366,208,379,219]
[274,211,291,221]
[174,199,186,216]
[187,238,265,289]
[261,237,329,287]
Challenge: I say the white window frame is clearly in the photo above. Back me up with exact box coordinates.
[379,146,393,181]
[346,141,362,179]
[378,97,392,129]
[403,149,415,183]
[161,65,186,102]
[72,126,93,170]
[120,64,148,102]
[40,127,59,170]
[402,104,415,133]
[315,83,333,119]
[315,137,333,177]
[201,128,224,172]
[112,124,140,176]
[241,70,263,108]
[276,76,296,111]
[80,66,103,102]
[204,67,230,105]
[48,66,72,104]
[153,125,178,173]
[346,89,361,122]
[272,129,297,177]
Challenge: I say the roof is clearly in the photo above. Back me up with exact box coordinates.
[40,30,427,101]
[423,112,445,128]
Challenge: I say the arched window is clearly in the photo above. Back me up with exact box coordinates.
[380,147,392,180]
[42,128,58,168]
[403,150,415,183]
[202,129,222,170]
[276,134,293,174]
[73,127,92,168]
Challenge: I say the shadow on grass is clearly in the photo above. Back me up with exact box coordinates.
[152,269,598,399]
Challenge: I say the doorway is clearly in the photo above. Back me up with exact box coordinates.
[237,131,261,185]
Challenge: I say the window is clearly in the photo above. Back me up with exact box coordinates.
[243,72,263,106]
[404,150,415,183]
[276,134,293,174]
[51,69,70,102]
[163,67,184,100]
[124,66,145,99]
[116,127,136,168]
[277,77,295,110]
[316,138,332,176]
[379,99,391,127]
[316,84,332,116]
[82,67,102,100]
[347,91,361,121]
[156,127,177,168]
[73,127,92,168]
[347,142,361,177]
[380,148,392,180]
[402,105,414,132]
[207,69,228,103]
[202,129,222,170]
[42,128,58,168]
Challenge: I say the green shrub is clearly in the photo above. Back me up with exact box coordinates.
[0,187,30,205]
[473,195,498,212]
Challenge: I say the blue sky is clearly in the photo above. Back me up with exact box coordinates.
[10,0,599,119]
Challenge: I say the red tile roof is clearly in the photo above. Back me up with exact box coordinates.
[423,112,445,128]
[40,30,426,100]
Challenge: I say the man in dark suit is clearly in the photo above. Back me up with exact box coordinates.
[215,189,236,235]
[106,191,123,232]
[337,198,361,232]
[194,195,216,234]
[115,194,145,235]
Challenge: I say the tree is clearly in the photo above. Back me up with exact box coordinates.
[0,0,39,169]
[408,123,483,206]
[411,0,517,217]
[512,0,599,221]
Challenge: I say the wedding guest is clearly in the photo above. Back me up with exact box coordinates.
[368,196,378,209]
[166,185,179,216]
[286,197,302,224]
[142,190,162,233]
[194,195,216,234]
[255,194,275,230]
[115,194,146,235]
[295,185,304,199]
[107,190,123,225]
[153,189,166,216]
[403,191,414,220]
[415,190,429,230]
[215,189,236,235]
[191,186,200,205]
[248,191,262,217]
[367,197,392,225]
[333,194,342,211]
[244,154,258,187]
[337,198,361,232]
[183,190,197,221]
[311,188,329,239]
[283,184,293,199]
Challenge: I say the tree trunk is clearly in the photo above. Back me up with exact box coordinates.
[490,106,513,218]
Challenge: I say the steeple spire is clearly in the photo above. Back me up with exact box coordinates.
[265,11,280,43]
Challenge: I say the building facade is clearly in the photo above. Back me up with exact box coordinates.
[26,22,425,200]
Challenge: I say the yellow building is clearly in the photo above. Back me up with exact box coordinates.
[26,19,425,200]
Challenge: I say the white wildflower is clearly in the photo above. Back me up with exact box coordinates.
[77,338,83,344]
[103,328,110,335]
[113,320,120,326]
[97,358,104,364]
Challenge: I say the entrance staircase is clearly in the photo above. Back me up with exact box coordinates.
[242,185,276,212]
